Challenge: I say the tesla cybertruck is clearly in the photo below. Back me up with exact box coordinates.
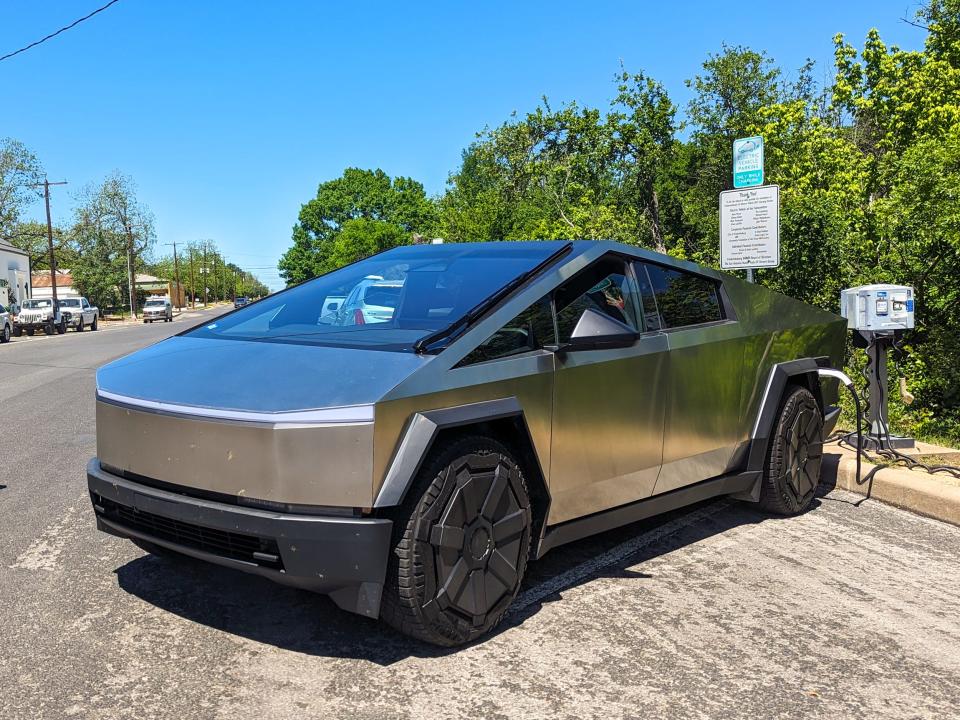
[88,240,845,646]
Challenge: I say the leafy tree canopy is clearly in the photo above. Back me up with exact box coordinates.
[278,168,437,284]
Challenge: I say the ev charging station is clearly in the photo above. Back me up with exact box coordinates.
[840,284,916,449]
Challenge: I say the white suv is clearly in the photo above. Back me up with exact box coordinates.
[337,276,403,325]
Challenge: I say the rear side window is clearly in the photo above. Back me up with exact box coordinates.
[458,297,555,365]
[639,263,723,329]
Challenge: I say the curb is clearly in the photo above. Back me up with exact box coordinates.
[824,451,960,526]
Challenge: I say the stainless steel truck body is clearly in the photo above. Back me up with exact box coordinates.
[88,241,845,645]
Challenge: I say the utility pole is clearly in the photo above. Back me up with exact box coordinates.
[124,222,139,319]
[202,244,208,306]
[31,178,68,307]
[188,247,196,309]
[165,242,182,309]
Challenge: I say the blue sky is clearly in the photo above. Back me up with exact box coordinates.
[3,1,924,289]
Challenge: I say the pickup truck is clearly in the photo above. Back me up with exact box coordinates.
[13,298,66,336]
[58,297,99,331]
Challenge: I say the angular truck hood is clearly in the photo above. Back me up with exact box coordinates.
[96,335,432,414]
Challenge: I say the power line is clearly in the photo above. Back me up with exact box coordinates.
[0,0,123,63]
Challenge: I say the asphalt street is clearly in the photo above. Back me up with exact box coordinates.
[2,312,959,719]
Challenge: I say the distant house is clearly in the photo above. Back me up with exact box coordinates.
[0,239,31,306]
[31,269,78,299]
[136,273,185,307]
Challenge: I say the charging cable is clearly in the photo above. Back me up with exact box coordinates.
[818,368,863,487]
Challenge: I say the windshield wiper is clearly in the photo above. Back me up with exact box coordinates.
[414,242,573,354]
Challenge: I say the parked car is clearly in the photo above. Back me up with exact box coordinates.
[234,296,249,308]
[336,276,403,325]
[142,297,173,323]
[0,304,12,343]
[58,297,99,331]
[14,298,65,336]
[87,241,845,646]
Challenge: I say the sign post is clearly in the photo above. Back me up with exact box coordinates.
[720,185,780,275]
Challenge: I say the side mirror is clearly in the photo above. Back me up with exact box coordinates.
[548,308,638,353]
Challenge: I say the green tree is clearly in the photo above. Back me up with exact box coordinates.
[0,138,43,242]
[608,70,678,252]
[279,168,437,284]
[71,173,155,315]
[6,220,77,272]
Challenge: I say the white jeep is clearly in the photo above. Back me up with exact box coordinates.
[14,298,66,336]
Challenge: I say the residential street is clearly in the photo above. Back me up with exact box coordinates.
[1,313,959,720]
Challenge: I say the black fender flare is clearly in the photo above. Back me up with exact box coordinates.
[733,357,830,501]
[373,397,542,509]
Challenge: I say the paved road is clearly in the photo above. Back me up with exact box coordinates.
[2,317,959,719]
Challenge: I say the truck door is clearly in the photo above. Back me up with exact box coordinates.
[634,262,745,495]
[547,255,668,525]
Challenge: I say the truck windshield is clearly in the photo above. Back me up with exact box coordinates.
[22,299,52,309]
[60,299,81,307]
[145,300,165,307]
[186,242,569,352]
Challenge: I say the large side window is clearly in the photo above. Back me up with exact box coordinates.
[640,263,723,329]
[458,297,555,365]
[555,256,638,342]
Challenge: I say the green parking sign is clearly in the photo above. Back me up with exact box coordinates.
[733,136,764,188]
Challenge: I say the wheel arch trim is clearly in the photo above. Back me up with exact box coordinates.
[734,357,828,501]
[373,397,543,509]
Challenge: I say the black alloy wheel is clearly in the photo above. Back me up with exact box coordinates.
[381,436,532,646]
[759,386,824,515]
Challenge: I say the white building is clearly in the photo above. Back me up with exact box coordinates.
[0,239,31,306]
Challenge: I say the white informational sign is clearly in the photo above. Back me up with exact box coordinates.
[720,185,780,270]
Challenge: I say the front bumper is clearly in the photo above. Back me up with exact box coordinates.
[87,458,393,618]
[15,318,54,329]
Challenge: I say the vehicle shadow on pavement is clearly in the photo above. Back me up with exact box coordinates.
[114,498,806,664]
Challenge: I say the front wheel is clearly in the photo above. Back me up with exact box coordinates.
[380,436,532,646]
[76,317,84,332]
[25,327,34,336]
[12,326,21,337]
[91,316,98,331]
[57,319,66,334]
[758,386,824,515]
[0,324,9,343]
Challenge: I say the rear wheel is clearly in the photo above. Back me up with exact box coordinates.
[380,436,532,646]
[57,319,66,334]
[758,386,823,515]
[91,315,98,331]
[1,324,9,343]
